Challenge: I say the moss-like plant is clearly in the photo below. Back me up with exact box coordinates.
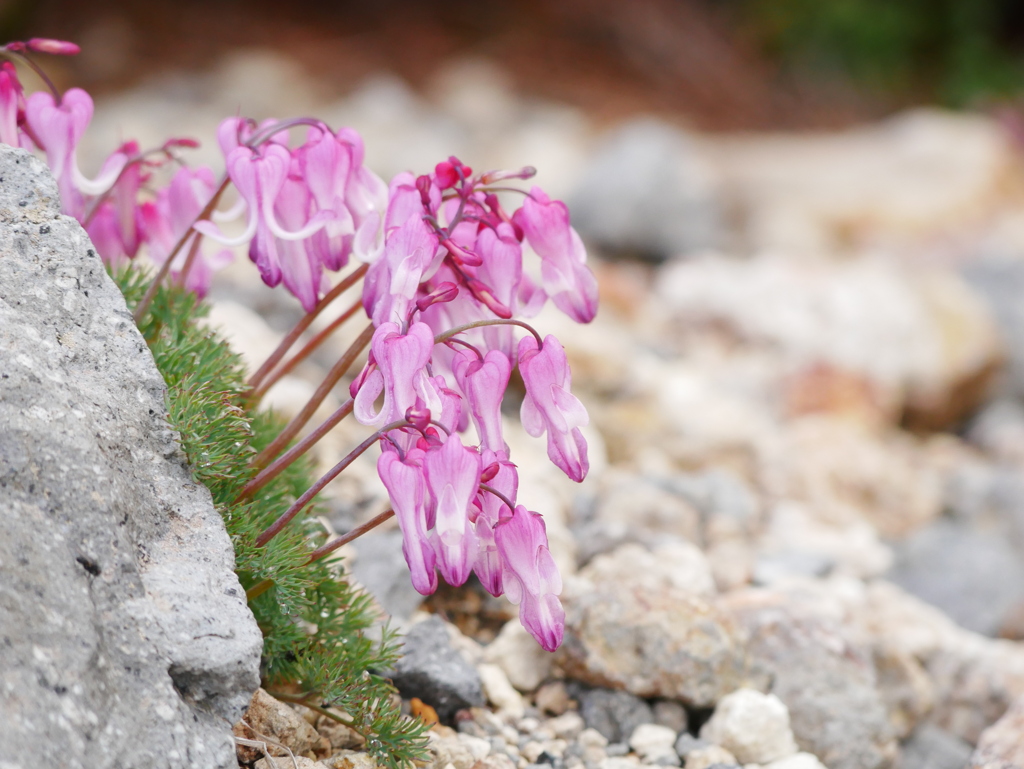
[114,266,428,769]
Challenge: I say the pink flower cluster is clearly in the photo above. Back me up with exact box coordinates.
[0,48,231,293]
[0,40,599,650]
[349,158,597,650]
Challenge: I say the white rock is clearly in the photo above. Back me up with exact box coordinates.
[684,745,738,769]
[458,733,493,762]
[582,542,716,598]
[548,711,585,740]
[601,757,640,769]
[579,727,610,749]
[478,663,526,719]
[484,620,553,692]
[700,689,798,765]
[764,752,828,769]
[629,723,679,762]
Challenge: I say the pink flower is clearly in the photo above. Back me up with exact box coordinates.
[85,141,144,269]
[423,433,482,586]
[25,88,124,218]
[495,505,564,651]
[353,321,438,427]
[362,214,439,326]
[514,186,598,323]
[194,142,335,310]
[472,450,518,596]
[378,447,437,595]
[0,62,24,148]
[517,334,589,482]
[139,165,233,297]
[452,348,511,454]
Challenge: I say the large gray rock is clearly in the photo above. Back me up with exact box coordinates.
[567,119,723,261]
[724,591,896,769]
[0,145,262,768]
[386,616,484,721]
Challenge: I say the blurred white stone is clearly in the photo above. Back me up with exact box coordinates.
[629,723,679,764]
[478,663,525,719]
[700,689,798,765]
[484,620,553,692]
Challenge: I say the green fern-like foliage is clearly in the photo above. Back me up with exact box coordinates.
[114,267,428,769]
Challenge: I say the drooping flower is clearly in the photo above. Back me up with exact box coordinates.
[518,334,589,482]
[362,214,439,326]
[84,141,145,269]
[378,446,437,595]
[452,348,511,454]
[494,504,564,651]
[353,321,438,428]
[472,449,518,596]
[25,88,125,218]
[423,432,482,587]
[139,165,233,296]
[0,62,25,148]
[514,186,598,323]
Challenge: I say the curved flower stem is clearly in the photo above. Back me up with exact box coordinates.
[435,318,543,347]
[133,175,230,322]
[174,232,205,289]
[1,49,61,102]
[254,420,407,548]
[479,483,515,512]
[245,508,395,602]
[247,117,328,149]
[246,322,374,475]
[307,508,395,564]
[239,398,354,502]
[247,264,368,394]
[250,297,363,402]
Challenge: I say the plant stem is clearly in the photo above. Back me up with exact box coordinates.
[245,508,394,602]
[247,264,368,393]
[435,318,543,346]
[134,176,230,322]
[238,399,354,502]
[250,297,363,401]
[268,692,366,737]
[306,508,395,563]
[254,420,406,548]
[248,322,374,471]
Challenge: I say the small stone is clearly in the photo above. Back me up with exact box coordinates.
[653,702,689,735]
[428,728,478,769]
[543,739,570,758]
[387,616,485,721]
[256,757,332,769]
[606,743,630,757]
[236,688,324,762]
[763,753,827,769]
[316,713,366,751]
[480,663,527,719]
[579,729,610,750]
[579,689,654,743]
[674,734,709,758]
[683,745,738,769]
[323,751,379,769]
[629,723,679,764]
[524,742,547,763]
[536,682,573,715]
[899,724,972,769]
[473,756,518,769]
[486,620,554,692]
[700,689,798,765]
[549,712,586,741]
[600,758,640,769]
[459,733,494,762]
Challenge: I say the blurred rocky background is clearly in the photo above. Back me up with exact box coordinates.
[8,1,1024,768]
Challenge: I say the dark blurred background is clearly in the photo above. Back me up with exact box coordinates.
[6,0,1024,130]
